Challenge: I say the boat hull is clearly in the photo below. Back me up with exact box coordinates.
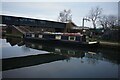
[24,37,99,49]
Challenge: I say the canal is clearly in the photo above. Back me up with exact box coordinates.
[1,37,119,78]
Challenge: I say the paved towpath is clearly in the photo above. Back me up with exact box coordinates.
[100,41,120,46]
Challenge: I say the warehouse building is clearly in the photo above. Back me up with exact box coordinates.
[1,15,76,33]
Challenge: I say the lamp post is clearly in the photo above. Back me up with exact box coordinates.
[82,18,90,35]
[82,18,90,28]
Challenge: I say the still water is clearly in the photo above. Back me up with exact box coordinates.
[1,37,119,78]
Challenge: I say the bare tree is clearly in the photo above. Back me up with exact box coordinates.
[88,6,103,29]
[98,15,108,29]
[58,9,72,23]
[98,14,118,29]
[107,15,118,28]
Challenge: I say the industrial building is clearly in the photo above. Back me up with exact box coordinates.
[1,15,77,33]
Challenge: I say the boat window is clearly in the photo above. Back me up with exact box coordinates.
[68,36,76,41]
[55,35,61,40]
[32,34,35,37]
[26,33,30,37]
[39,35,43,38]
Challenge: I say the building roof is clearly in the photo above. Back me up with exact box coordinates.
[70,21,77,27]
[1,15,66,29]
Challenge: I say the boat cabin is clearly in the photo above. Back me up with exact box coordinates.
[25,32,87,42]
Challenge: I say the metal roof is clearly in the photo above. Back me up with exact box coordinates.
[1,15,66,29]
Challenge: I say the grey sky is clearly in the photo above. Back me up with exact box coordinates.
[1,2,118,28]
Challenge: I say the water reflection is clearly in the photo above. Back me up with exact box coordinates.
[25,41,119,65]
[1,37,119,78]
[5,37,23,46]
[2,37,49,59]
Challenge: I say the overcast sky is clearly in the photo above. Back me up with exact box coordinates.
[1,1,119,28]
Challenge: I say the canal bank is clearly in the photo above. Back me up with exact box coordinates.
[99,41,119,50]
[100,41,120,46]
[3,33,119,50]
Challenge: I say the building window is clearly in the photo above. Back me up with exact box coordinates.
[38,35,43,38]
[29,19,35,23]
[55,35,61,40]
[40,21,46,24]
[19,18,28,22]
[19,19,24,21]
[68,36,76,41]
[5,17,11,20]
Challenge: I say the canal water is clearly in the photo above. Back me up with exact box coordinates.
[1,37,119,78]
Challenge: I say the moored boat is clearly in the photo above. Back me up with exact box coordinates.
[24,32,99,48]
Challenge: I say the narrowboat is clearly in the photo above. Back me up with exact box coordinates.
[24,32,99,48]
